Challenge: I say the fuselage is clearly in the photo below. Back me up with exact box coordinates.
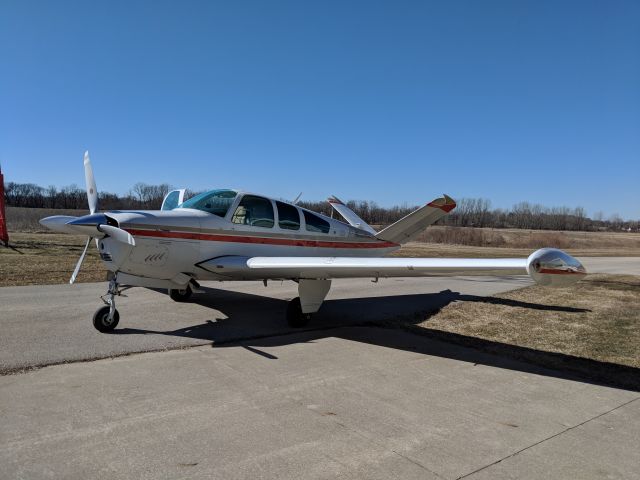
[98,190,399,281]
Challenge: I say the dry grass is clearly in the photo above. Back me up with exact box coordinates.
[415,226,640,253]
[394,241,640,259]
[0,232,107,287]
[419,274,640,370]
[5,206,90,232]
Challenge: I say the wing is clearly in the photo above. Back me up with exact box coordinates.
[197,255,527,280]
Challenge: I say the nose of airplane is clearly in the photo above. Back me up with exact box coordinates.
[526,248,587,287]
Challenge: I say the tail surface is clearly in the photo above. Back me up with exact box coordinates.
[375,194,456,244]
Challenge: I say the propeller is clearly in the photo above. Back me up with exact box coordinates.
[70,237,92,284]
[84,151,98,214]
[67,151,135,284]
[70,151,98,284]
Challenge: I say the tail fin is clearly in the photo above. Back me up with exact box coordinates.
[375,194,456,244]
[327,196,377,235]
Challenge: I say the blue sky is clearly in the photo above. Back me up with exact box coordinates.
[1,0,639,219]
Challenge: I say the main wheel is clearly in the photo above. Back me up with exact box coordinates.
[286,297,311,328]
[93,306,120,333]
[169,287,192,302]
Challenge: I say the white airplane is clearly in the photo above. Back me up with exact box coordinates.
[41,152,587,333]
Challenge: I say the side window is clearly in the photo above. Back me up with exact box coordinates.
[276,201,301,230]
[231,195,274,228]
[303,210,330,234]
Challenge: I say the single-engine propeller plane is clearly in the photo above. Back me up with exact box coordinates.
[41,152,587,332]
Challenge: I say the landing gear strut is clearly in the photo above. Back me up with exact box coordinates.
[286,279,332,328]
[93,277,127,333]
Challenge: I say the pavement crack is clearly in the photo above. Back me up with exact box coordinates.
[391,449,448,479]
[455,396,640,479]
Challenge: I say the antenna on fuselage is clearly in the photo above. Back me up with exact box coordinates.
[292,192,302,205]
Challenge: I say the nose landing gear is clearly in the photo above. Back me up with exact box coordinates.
[93,276,129,333]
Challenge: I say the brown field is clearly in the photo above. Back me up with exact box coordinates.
[1,233,107,286]
[412,274,640,389]
[5,206,91,232]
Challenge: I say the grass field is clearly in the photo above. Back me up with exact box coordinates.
[413,273,640,389]
[1,233,106,286]
[420,274,640,368]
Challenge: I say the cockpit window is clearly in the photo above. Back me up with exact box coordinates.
[231,195,275,228]
[179,189,237,216]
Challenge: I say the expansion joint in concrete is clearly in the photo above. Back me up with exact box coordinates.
[456,396,640,479]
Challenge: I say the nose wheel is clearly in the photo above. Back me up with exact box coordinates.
[93,276,127,333]
[93,306,120,332]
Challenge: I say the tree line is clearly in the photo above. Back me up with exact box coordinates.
[4,182,175,210]
[4,181,637,232]
[298,198,636,232]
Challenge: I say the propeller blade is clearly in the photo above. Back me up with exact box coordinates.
[70,236,92,284]
[84,151,98,214]
[99,225,136,246]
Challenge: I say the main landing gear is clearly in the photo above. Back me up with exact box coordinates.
[168,286,192,302]
[92,277,129,333]
[286,298,311,328]
[286,279,332,328]
[90,277,332,332]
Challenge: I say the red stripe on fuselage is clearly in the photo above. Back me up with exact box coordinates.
[125,228,398,249]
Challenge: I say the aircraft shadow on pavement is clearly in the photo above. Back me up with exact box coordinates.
[115,287,638,392]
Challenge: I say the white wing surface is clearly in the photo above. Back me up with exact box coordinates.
[197,256,528,279]
[198,249,586,286]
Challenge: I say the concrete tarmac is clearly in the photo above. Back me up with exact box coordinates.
[0,275,533,372]
[1,328,638,479]
[1,256,639,479]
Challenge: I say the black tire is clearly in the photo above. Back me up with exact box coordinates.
[169,287,192,302]
[286,297,311,328]
[93,306,120,333]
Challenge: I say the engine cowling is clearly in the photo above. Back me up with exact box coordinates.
[526,248,587,287]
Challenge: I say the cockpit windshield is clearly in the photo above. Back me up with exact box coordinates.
[178,189,237,217]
